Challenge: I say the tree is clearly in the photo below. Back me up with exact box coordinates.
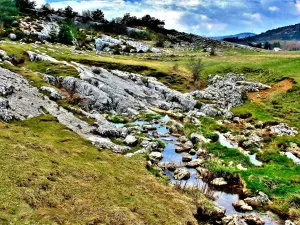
[0,0,19,27]
[92,9,106,23]
[58,23,73,45]
[264,42,271,50]
[82,10,92,23]
[64,6,77,21]
[16,0,36,14]
[188,58,204,87]
[41,3,53,16]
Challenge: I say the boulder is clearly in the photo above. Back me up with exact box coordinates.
[232,200,253,211]
[173,168,190,180]
[244,191,270,207]
[285,220,296,225]
[237,164,247,171]
[196,167,209,178]
[185,159,204,168]
[124,135,138,146]
[9,33,16,40]
[27,51,58,62]
[165,162,179,171]
[244,214,265,225]
[149,152,163,162]
[183,141,193,150]
[40,86,63,100]
[182,153,192,162]
[269,123,298,136]
[211,177,227,186]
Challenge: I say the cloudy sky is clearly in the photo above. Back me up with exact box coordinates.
[43,0,300,36]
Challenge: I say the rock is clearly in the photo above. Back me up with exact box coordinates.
[9,33,16,40]
[256,121,264,129]
[189,149,197,155]
[173,168,190,180]
[285,220,296,225]
[196,148,209,159]
[233,200,253,211]
[222,214,246,225]
[40,86,63,100]
[241,134,262,149]
[0,67,129,153]
[240,204,253,211]
[190,73,271,117]
[183,141,193,150]
[178,136,188,143]
[196,167,209,178]
[286,142,300,158]
[166,162,179,171]
[27,51,58,62]
[175,146,186,153]
[269,123,298,136]
[149,152,163,162]
[182,153,192,162]
[152,130,159,138]
[244,191,270,207]
[237,164,247,171]
[95,35,122,52]
[146,141,160,152]
[244,214,265,225]
[211,177,227,186]
[124,135,138,146]
[190,133,209,144]
[185,159,204,168]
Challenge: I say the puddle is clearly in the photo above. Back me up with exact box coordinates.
[285,152,300,164]
[249,154,263,166]
[217,132,238,148]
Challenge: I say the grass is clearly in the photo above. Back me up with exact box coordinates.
[0,115,199,224]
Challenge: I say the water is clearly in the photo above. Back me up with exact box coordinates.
[217,132,238,148]
[249,154,263,166]
[113,117,283,224]
[217,132,263,167]
[285,152,300,164]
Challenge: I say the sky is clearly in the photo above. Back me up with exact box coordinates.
[41,0,300,37]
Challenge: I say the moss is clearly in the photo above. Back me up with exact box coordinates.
[107,114,129,123]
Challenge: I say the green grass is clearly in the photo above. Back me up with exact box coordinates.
[0,115,199,224]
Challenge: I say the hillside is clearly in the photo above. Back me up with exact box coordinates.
[0,1,299,225]
[212,32,256,41]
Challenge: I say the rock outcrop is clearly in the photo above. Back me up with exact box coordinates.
[0,67,129,153]
[190,73,270,117]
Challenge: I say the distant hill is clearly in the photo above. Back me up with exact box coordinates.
[234,23,300,44]
[212,33,256,40]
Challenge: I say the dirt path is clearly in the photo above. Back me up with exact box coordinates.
[248,79,294,103]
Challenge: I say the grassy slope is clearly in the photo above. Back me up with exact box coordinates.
[0,115,197,224]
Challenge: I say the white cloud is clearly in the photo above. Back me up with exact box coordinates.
[268,6,279,12]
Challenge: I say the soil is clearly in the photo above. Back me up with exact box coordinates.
[248,79,294,103]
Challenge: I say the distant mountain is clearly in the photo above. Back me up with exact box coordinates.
[232,23,300,44]
[212,33,256,40]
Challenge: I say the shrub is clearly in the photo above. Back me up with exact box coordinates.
[58,23,74,45]
[0,0,19,27]
[188,57,204,87]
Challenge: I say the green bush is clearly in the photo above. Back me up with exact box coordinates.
[0,0,19,27]
[58,23,74,45]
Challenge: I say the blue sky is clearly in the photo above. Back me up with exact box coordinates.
[42,0,300,36]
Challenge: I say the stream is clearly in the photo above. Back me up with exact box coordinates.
[115,116,284,224]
